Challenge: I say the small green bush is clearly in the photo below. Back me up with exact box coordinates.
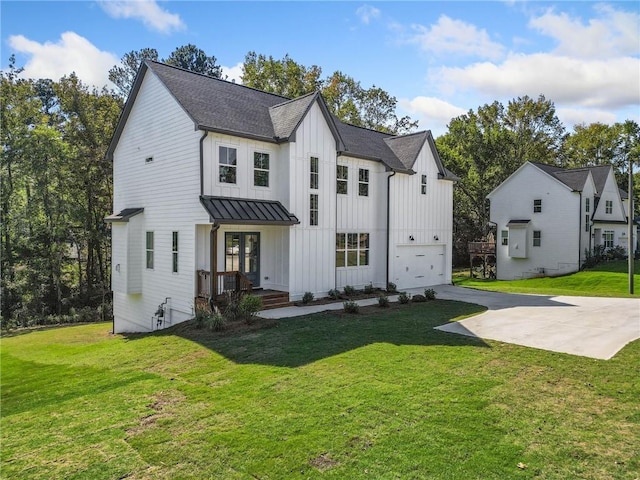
[412,294,427,303]
[377,295,389,307]
[398,292,410,304]
[424,288,436,300]
[206,306,225,331]
[387,282,397,293]
[193,303,210,329]
[343,300,360,314]
[302,291,314,304]
[343,285,356,296]
[328,289,341,300]
[364,283,374,294]
[239,294,263,324]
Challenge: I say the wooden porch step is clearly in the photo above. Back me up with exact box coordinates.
[259,292,291,310]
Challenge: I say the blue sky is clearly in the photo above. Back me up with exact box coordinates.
[2,1,638,136]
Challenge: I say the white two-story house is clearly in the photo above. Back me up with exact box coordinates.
[106,61,457,333]
[488,161,636,280]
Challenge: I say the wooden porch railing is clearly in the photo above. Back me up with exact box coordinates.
[468,241,496,255]
[197,270,253,298]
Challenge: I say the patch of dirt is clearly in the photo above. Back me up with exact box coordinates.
[126,391,185,437]
[310,453,340,471]
[168,317,278,339]
[297,290,392,306]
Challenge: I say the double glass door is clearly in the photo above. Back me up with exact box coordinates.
[225,232,260,287]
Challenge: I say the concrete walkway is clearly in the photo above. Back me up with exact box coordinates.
[258,285,640,360]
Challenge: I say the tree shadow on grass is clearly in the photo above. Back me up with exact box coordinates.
[123,300,490,368]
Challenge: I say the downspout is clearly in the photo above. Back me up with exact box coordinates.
[199,131,208,196]
[386,171,396,289]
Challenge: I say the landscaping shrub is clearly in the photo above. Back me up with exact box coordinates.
[328,289,340,300]
[412,294,427,303]
[364,283,374,294]
[387,282,397,293]
[238,294,263,324]
[377,294,389,307]
[302,291,314,304]
[398,292,411,304]
[193,303,210,329]
[222,291,244,322]
[206,306,225,331]
[424,288,436,300]
[343,285,356,296]
[343,300,359,313]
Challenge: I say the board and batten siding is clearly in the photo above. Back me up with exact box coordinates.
[490,163,580,280]
[336,156,387,289]
[111,70,207,332]
[388,144,453,289]
[287,101,337,300]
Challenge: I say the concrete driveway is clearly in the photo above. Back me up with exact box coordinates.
[432,285,640,360]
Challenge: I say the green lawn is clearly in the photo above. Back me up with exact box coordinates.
[455,260,640,298]
[2,302,639,479]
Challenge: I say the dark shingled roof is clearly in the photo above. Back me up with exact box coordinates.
[200,196,299,225]
[107,61,456,180]
[104,208,144,222]
[531,162,626,198]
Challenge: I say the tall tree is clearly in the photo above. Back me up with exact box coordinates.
[164,44,221,78]
[241,52,322,98]
[108,48,159,98]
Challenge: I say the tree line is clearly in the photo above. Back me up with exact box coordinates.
[1,45,638,326]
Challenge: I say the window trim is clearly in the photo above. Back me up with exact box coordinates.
[533,199,542,213]
[310,193,319,226]
[337,165,348,195]
[336,232,370,268]
[146,231,154,269]
[358,168,369,197]
[253,151,270,188]
[218,145,237,184]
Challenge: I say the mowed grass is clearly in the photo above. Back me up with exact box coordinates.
[2,301,639,479]
[455,260,640,298]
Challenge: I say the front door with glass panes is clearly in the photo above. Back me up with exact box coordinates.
[225,233,260,288]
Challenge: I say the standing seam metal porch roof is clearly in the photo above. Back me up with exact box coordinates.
[200,196,299,225]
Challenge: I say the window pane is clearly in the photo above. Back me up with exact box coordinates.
[254,170,269,187]
[421,184,426,195]
[359,169,369,182]
[337,165,348,179]
[219,165,236,183]
[359,250,369,266]
[336,251,345,267]
[336,233,346,249]
[310,194,318,209]
[347,251,358,266]
[172,232,178,251]
[146,231,153,249]
[310,211,318,226]
[172,252,178,273]
[359,233,369,249]
[146,250,154,269]
[220,146,237,166]
[254,152,269,169]
[347,233,358,249]
[337,180,348,194]
[359,183,368,196]
[310,173,318,190]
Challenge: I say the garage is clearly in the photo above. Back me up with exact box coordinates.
[393,244,445,289]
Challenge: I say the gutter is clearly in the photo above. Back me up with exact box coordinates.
[386,171,396,289]
[199,131,208,196]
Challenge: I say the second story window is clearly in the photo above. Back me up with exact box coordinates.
[359,168,369,196]
[337,165,348,194]
[533,199,542,213]
[501,230,508,246]
[421,174,427,195]
[219,146,237,184]
[172,231,179,273]
[605,200,613,214]
[585,197,590,213]
[585,215,590,232]
[310,194,318,226]
[533,230,541,247]
[310,156,319,189]
[254,152,269,187]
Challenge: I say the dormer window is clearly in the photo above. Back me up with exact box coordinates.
[605,200,613,214]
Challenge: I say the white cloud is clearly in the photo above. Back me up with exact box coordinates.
[556,107,617,128]
[9,32,119,88]
[221,62,243,84]
[400,96,467,134]
[98,0,185,34]
[408,15,505,60]
[529,5,639,59]
[356,5,381,25]
[436,53,640,109]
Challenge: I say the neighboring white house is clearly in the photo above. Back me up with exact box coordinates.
[488,161,637,280]
[106,61,457,333]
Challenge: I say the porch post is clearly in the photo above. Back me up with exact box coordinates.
[210,224,220,306]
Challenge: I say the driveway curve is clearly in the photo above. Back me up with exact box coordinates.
[432,285,640,360]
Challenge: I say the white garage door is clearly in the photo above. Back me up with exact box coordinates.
[393,245,445,289]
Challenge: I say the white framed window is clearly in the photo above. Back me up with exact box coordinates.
[533,230,541,247]
[533,199,542,213]
[603,230,614,248]
[310,193,318,226]
[421,174,427,195]
[219,146,237,184]
[172,231,178,273]
[605,200,613,214]
[146,231,154,269]
[336,233,369,267]
[310,156,319,189]
[585,197,590,213]
[253,152,269,187]
[337,165,348,194]
[501,230,508,246]
[585,215,590,232]
[359,168,369,196]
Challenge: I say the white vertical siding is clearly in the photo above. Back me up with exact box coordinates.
[112,70,207,332]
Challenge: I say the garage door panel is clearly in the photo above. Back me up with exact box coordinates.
[394,245,445,289]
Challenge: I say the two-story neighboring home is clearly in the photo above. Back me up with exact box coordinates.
[105,61,457,333]
[488,161,636,280]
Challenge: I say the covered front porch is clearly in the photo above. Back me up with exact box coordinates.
[196,195,299,306]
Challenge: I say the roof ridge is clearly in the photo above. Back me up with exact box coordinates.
[385,130,429,141]
[270,90,318,109]
[146,60,292,102]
